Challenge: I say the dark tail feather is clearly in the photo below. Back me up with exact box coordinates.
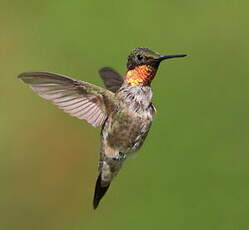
[93,174,110,209]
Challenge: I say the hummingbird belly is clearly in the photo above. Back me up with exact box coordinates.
[101,107,154,158]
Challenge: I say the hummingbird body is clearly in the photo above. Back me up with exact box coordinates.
[18,48,186,209]
[99,85,155,177]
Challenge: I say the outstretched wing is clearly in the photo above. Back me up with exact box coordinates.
[18,72,115,127]
[99,67,123,93]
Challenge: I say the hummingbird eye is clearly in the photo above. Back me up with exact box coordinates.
[136,54,144,61]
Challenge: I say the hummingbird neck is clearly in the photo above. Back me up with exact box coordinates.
[117,84,153,110]
[125,65,157,86]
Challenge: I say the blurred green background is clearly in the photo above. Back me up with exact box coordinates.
[1,0,249,229]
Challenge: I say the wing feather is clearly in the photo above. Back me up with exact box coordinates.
[18,71,115,127]
[99,67,123,93]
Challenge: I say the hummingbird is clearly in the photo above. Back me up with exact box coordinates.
[18,47,186,209]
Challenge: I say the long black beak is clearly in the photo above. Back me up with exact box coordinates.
[158,54,187,61]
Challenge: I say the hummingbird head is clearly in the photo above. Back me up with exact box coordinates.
[125,47,186,86]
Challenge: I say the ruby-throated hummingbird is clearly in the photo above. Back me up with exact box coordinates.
[18,48,186,209]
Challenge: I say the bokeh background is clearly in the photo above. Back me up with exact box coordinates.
[1,0,249,229]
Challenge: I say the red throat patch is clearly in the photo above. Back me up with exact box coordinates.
[125,65,157,86]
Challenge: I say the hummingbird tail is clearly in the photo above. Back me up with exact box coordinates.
[93,173,110,209]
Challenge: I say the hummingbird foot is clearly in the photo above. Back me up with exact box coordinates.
[113,152,126,161]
